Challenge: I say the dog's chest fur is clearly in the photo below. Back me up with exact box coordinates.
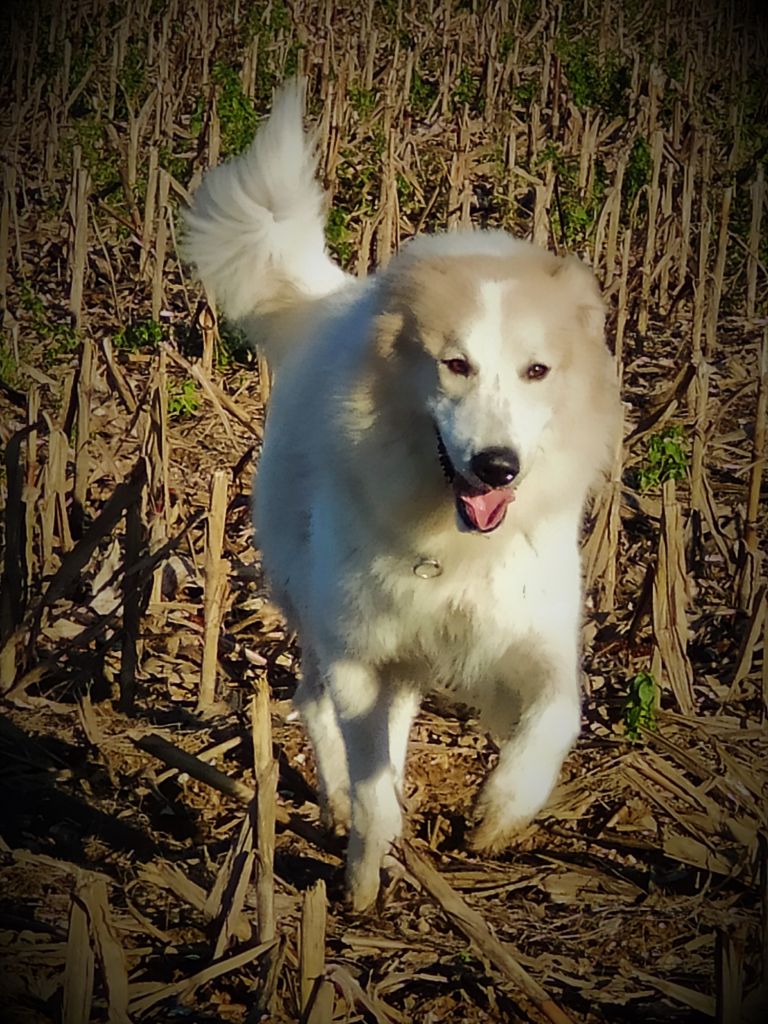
[338,524,581,694]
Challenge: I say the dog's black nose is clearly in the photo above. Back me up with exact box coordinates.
[470,447,520,488]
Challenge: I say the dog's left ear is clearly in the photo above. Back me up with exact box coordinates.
[553,254,606,340]
[373,310,406,359]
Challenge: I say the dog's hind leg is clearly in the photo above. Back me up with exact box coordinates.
[326,660,413,912]
[470,667,581,853]
[294,662,351,832]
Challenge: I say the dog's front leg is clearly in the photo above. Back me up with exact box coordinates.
[294,662,351,832]
[470,664,581,852]
[328,660,407,912]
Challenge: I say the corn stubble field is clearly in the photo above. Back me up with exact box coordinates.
[0,0,767,1021]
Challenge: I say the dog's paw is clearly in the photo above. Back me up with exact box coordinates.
[345,858,383,914]
[468,816,537,854]
[345,823,403,913]
[468,793,536,853]
[319,789,351,834]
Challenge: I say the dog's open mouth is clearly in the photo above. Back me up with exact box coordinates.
[436,430,515,533]
[454,478,515,532]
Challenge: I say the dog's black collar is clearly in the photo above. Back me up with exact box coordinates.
[435,426,455,483]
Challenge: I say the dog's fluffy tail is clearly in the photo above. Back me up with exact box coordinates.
[182,80,348,326]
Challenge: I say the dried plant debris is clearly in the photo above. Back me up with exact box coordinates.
[1,1,767,1022]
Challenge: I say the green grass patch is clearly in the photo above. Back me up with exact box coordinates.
[19,285,80,361]
[624,671,658,741]
[451,66,483,113]
[409,70,438,116]
[114,319,166,352]
[624,136,653,212]
[348,85,377,120]
[216,319,253,369]
[538,143,608,246]
[557,39,631,118]
[212,62,258,156]
[167,378,200,420]
[0,332,18,387]
[638,425,688,492]
[326,208,354,267]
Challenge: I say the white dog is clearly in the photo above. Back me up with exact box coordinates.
[183,82,622,911]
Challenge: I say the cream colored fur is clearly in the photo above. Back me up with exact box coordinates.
[183,81,623,912]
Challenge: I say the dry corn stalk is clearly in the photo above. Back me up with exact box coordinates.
[118,495,143,713]
[62,882,94,1024]
[0,424,35,691]
[300,880,334,1023]
[0,161,15,303]
[63,874,130,1024]
[198,469,229,712]
[583,426,624,611]
[252,685,276,943]
[652,480,695,715]
[68,152,90,328]
[704,184,732,357]
[210,804,256,957]
[197,300,217,377]
[73,333,95,521]
[746,166,764,319]
[151,168,170,321]
[738,328,768,610]
[40,426,73,575]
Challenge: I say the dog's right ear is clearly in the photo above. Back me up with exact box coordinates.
[373,310,406,359]
[553,254,606,341]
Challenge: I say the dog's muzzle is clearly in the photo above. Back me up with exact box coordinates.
[435,428,517,533]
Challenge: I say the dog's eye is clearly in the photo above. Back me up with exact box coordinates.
[442,357,473,377]
[525,362,550,381]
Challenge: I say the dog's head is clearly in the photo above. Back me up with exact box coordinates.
[372,236,621,534]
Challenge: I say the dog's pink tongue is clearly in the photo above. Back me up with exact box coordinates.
[460,488,514,532]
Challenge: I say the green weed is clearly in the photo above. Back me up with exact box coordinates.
[348,85,377,120]
[19,283,47,322]
[282,40,301,80]
[539,144,607,246]
[664,40,685,84]
[624,136,653,211]
[68,39,95,95]
[50,324,81,357]
[326,208,354,267]
[158,144,190,184]
[0,333,18,386]
[624,671,658,741]
[189,93,205,143]
[409,71,438,116]
[114,319,165,352]
[558,40,631,118]
[497,30,516,61]
[556,193,595,245]
[452,66,482,112]
[167,378,200,420]
[395,171,413,206]
[211,62,258,156]
[119,43,148,105]
[61,113,123,196]
[243,0,292,41]
[638,425,688,491]
[19,285,80,359]
[453,946,480,966]
[513,78,537,107]
[216,318,253,369]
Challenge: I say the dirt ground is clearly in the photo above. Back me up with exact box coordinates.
[1,1,767,1022]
